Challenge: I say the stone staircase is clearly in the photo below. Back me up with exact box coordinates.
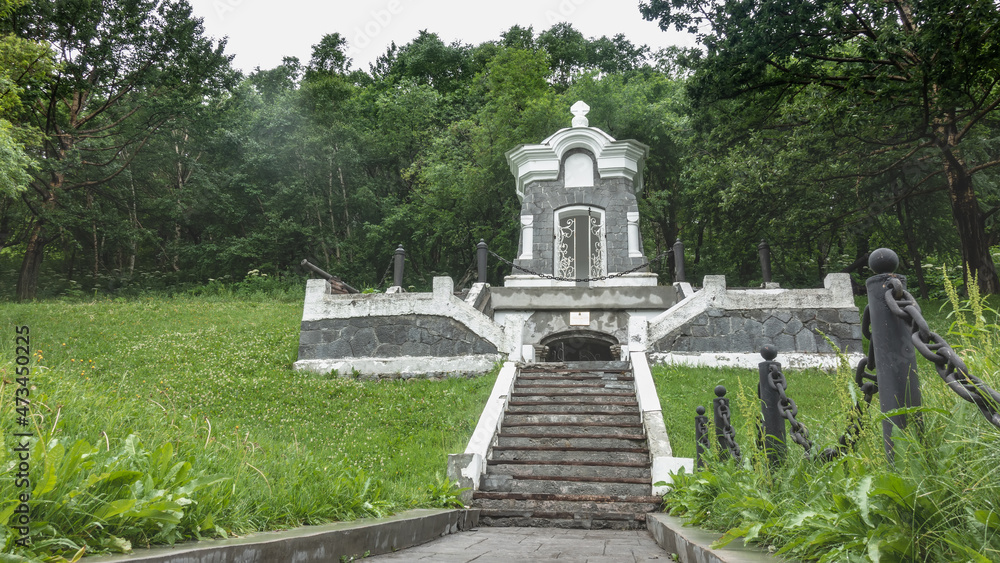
[472,361,661,529]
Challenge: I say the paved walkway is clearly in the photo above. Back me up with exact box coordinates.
[364,526,670,562]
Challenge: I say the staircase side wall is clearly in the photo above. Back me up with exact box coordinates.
[294,277,506,377]
[647,274,865,369]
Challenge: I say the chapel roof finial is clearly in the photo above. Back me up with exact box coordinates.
[571,100,590,128]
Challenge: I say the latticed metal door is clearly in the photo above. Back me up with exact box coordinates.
[555,209,604,279]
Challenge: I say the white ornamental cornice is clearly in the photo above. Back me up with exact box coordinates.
[505,103,650,202]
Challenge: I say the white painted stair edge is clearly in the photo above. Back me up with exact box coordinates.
[446,361,519,502]
[630,351,694,495]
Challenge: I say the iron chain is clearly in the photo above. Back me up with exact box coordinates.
[376,256,395,289]
[822,306,879,460]
[488,249,669,283]
[767,363,814,455]
[885,278,1000,429]
[715,400,743,462]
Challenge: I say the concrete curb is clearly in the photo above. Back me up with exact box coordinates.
[647,513,784,563]
[86,508,479,563]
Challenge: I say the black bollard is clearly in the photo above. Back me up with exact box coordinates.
[695,405,710,469]
[673,239,686,283]
[393,244,405,287]
[758,345,786,464]
[477,239,488,284]
[758,240,772,284]
[866,248,922,461]
[713,385,732,460]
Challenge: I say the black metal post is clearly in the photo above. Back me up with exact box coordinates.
[393,244,405,287]
[673,239,686,283]
[866,248,922,461]
[713,385,731,460]
[758,240,772,284]
[758,345,786,465]
[695,405,709,469]
[477,239,488,284]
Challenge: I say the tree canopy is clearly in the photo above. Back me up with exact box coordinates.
[640,0,1000,292]
[0,9,991,299]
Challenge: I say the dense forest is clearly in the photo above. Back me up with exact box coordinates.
[0,0,998,300]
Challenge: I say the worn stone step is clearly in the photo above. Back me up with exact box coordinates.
[499,424,644,439]
[511,388,636,397]
[520,360,632,371]
[490,448,650,464]
[517,374,634,382]
[473,495,660,515]
[514,377,634,391]
[474,491,661,503]
[496,435,648,450]
[502,413,640,426]
[478,513,646,530]
[508,396,639,406]
[485,463,651,480]
[488,457,648,468]
[505,403,640,415]
[514,384,636,395]
[479,476,650,496]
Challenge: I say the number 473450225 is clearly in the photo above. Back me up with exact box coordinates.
[15,325,29,387]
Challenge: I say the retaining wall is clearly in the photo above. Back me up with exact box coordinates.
[648,274,864,369]
[294,277,507,378]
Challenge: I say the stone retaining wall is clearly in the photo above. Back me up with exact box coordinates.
[645,274,865,369]
[651,307,863,355]
[298,315,499,360]
[294,277,507,377]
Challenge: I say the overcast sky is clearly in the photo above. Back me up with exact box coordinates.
[185,0,698,74]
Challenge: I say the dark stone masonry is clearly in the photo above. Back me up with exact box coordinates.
[652,308,864,355]
[514,149,648,276]
[298,315,499,361]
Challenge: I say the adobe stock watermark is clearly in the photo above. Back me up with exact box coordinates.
[348,0,405,59]
[213,0,248,19]
[545,0,588,24]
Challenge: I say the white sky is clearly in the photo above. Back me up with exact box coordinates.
[185,0,698,74]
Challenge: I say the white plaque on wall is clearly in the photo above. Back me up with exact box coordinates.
[569,312,590,326]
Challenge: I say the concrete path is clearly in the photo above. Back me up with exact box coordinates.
[363,526,670,562]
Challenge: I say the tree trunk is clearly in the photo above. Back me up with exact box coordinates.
[941,146,1000,293]
[897,200,929,299]
[16,221,46,301]
[89,190,99,280]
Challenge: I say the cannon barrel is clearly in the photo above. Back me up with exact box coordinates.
[301,259,333,280]
[300,259,360,294]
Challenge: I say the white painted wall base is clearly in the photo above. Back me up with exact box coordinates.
[649,351,865,371]
[293,355,502,377]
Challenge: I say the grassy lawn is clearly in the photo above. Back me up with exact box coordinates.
[0,294,495,557]
[653,364,848,459]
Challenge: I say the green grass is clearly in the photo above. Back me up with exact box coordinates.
[0,295,494,558]
[653,365,844,459]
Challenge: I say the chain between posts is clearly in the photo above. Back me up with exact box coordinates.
[766,363,813,455]
[714,394,742,463]
[376,256,395,289]
[487,248,669,283]
[822,306,880,460]
[885,278,1000,429]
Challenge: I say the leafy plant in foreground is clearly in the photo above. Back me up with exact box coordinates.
[423,473,469,509]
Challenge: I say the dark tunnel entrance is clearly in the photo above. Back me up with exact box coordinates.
[539,330,619,362]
